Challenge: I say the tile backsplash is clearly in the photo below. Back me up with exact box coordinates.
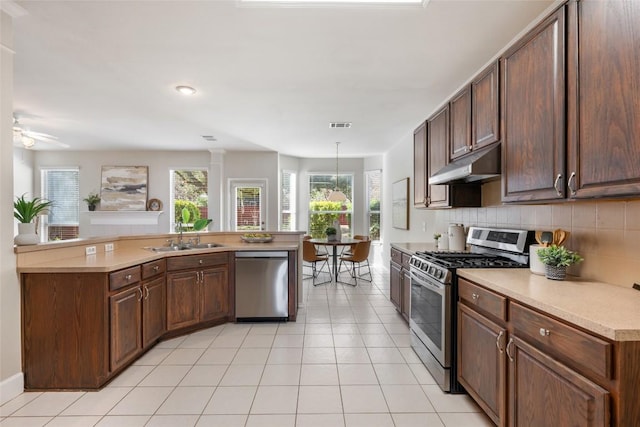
[432,181,640,288]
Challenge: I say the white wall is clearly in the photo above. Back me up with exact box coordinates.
[1,9,23,404]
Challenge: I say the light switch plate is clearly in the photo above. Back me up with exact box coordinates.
[85,246,96,255]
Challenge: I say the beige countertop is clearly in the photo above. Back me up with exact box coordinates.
[17,235,300,273]
[391,242,438,254]
[458,269,640,342]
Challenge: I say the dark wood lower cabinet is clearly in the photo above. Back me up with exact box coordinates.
[457,278,640,427]
[509,336,609,427]
[110,286,143,372]
[457,303,506,426]
[389,261,402,310]
[166,270,201,330]
[142,276,166,348]
[389,247,410,322]
[200,267,229,322]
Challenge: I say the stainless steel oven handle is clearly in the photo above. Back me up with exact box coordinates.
[410,270,446,295]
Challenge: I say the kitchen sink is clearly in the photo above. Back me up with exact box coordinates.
[145,242,223,252]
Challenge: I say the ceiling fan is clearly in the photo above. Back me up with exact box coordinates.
[13,117,69,149]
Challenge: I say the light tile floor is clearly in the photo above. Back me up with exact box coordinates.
[0,262,493,427]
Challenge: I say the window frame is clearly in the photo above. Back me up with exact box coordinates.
[40,167,80,241]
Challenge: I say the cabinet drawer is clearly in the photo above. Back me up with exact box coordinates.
[401,253,412,269]
[391,248,402,265]
[167,253,228,271]
[458,278,507,322]
[142,259,166,280]
[109,266,141,291]
[510,302,612,379]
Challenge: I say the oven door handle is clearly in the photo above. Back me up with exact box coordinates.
[410,270,446,295]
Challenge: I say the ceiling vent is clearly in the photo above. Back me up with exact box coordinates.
[329,122,352,129]
[201,135,217,142]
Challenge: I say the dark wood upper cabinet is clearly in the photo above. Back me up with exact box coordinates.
[413,122,428,208]
[566,0,640,199]
[472,61,500,151]
[502,6,567,203]
[450,86,472,160]
[427,105,450,207]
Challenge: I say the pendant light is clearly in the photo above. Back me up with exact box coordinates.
[328,142,347,202]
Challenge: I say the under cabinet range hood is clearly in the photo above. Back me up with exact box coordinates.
[429,144,501,185]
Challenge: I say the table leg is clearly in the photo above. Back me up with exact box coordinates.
[333,246,338,281]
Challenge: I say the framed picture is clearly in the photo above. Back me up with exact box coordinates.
[392,177,409,230]
[100,166,148,211]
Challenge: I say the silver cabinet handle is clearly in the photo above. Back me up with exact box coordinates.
[471,293,479,301]
[506,337,514,362]
[496,330,504,354]
[137,288,143,301]
[153,265,160,272]
[567,171,577,196]
[539,328,550,337]
[199,259,203,265]
[553,174,563,196]
[125,274,132,281]
[144,285,149,300]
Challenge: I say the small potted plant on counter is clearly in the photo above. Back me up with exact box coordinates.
[537,244,583,280]
[14,194,53,245]
[83,192,101,211]
[325,226,337,241]
[433,233,442,250]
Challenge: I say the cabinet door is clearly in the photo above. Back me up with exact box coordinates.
[142,276,166,348]
[472,61,500,150]
[413,122,428,208]
[389,261,402,310]
[508,336,610,427]
[110,286,142,371]
[450,87,471,160]
[457,303,506,426]
[502,7,566,202]
[567,0,640,199]
[166,270,200,331]
[200,267,229,322]
[401,268,411,322]
[427,105,450,207]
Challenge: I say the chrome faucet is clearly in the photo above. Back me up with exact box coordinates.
[176,221,184,247]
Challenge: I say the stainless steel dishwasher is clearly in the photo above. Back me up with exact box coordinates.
[235,251,288,321]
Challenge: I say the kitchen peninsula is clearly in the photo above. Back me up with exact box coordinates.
[15,232,303,390]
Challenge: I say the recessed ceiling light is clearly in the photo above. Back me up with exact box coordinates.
[175,85,197,95]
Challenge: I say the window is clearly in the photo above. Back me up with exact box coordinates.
[231,180,266,231]
[366,170,381,241]
[281,170,296,231]
[308,173,353,238]
[170,169,208,231]
[41,168,80,241]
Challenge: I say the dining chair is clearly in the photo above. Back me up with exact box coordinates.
[341,235,369,256]
[338,239,372,285]
[302,239,331,286]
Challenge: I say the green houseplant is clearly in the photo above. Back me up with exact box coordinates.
[325,226,337,241]
[14,194,54,245]
[537,245,583,280]
[83,192,101,211]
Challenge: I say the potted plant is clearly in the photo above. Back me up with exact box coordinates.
[83,192,101,211]
[433,233,442,250]
[14,194,53,245]
[537,245,583,280]
[325,226,337,241]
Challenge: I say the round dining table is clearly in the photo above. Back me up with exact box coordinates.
[309,237,361,282]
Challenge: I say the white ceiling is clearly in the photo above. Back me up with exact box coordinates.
[9,0,554,157]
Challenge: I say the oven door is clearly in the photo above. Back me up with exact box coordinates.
[409,268,451,367]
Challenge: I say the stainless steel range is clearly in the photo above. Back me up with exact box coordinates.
[409,226,534,393]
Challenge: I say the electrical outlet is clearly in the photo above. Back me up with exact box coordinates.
[85,246,96,255]
[104,243,114,252]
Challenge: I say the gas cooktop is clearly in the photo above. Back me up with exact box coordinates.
[413,251,527,269]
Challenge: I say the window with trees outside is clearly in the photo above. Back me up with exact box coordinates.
[366,170,381,241]
[281,170,296,231]
[308,173,353,238]
[41,167,80,241]
[171,169,208,232]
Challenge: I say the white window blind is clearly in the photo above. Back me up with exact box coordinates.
[42,168,80,226]
[281,170,296,231]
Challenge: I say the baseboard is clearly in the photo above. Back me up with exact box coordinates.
[0,372,24,405]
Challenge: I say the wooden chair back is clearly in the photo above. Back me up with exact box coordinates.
[349,239,371,263]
